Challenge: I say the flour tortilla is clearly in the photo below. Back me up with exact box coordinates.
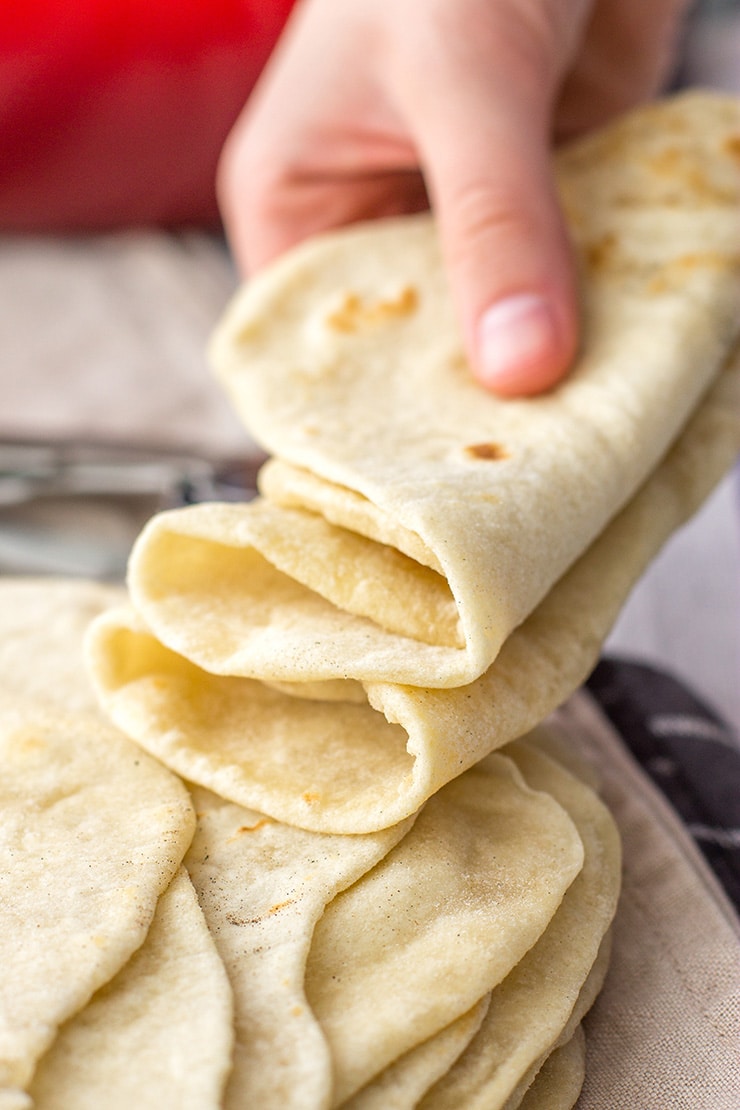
[0,1093,31,1110]
[28,869,233,1110]
[0,694,195,1099]
[346,936,606,1110]
[0,582,196,1100]
[510,1028,587,1110]
[86,608,412,833]
[87,341,740,833]
[501,938,609,1110]
[0,579,124,712]
[304,754,584,1104]
[417,740,619,1109]
[342,998,492,1110]
[198,91,740,688]
[183,786,415,1110]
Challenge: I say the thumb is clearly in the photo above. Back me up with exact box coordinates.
[399,3,584,395]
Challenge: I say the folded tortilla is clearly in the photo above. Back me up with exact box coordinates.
[27,869,234,1110]
[304,752,584,1104]
[0,582,202,1102]
[87,341,740,833]
[510,1027,587,1110]
[417,740,619,1109]
[179,752,581,1110]
[0,695,195,1100]
[0,579,124,714]
[186,91,740,689]
[335,737,618,1110]
[342,998,492,1110]
[184,787,415,1110]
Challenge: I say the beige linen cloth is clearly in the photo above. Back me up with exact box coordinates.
[0,231,248,455]
[557,691,740,1110]
[1,231,738,1106]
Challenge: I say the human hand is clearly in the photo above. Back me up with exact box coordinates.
[218,0,690,395]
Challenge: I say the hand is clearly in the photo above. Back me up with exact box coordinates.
[218,0,690,395]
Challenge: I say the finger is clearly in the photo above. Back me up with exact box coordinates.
[556,0,692,140]
[396,0,588,395]
[217,0,423,276]
[220,152,428,275]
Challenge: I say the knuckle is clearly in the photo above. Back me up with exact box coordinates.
[401,0,566,88]
[218,128,284,223]
[445,180,534,260]
[487,0,587,86]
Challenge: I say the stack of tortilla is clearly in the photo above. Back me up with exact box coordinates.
[3,91,740,1107]
[2,582,618,1110]
[88,92,740,835]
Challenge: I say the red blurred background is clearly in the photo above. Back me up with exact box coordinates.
[0,0,294,230]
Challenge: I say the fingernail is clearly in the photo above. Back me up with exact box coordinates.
[477,294,557,391]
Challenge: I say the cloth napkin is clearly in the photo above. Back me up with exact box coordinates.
[553,669,739,1109]
[588,657,740,911]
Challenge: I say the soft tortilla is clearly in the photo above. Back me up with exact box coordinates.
[342,998,492,1110]
[192,91,740,688]
[0,579,124,713]
[109,754,579,1110]
[27,869,234,1110]
[183,786,415,1110]
[0,695,195,1099]
[304,753,584,1104]
[0,581,197,1101]
[417,739,619,1109]
[509,1027,587,1110]
[87,341,740,832]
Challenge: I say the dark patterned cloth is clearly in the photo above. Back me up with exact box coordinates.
[587,658,740,913]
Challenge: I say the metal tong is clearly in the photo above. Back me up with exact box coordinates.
[0,437,263,578]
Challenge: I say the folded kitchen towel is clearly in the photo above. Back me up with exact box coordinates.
[548,681,739,1110]
[587,656,740,911]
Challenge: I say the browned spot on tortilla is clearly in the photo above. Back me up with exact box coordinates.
[268,899,295,915]
[386,286,418,316]
[232,821,270,834]
[465,443,509,461]
[647,274,668,295]
[224,900,294,926]
[326,293,362,332]
[584,232,618,272]
[676,252,730,267]
[226,818,273,843]
[244,819,272,833]
[15,729,42,749]
[648,146,684,176]
[647,146,737,201]
[647,250,734,294]
[302,791,320,804]
[723,135,740,161]
[225,912,261,927]
[326,286,418,332]
[684,167,732,202]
